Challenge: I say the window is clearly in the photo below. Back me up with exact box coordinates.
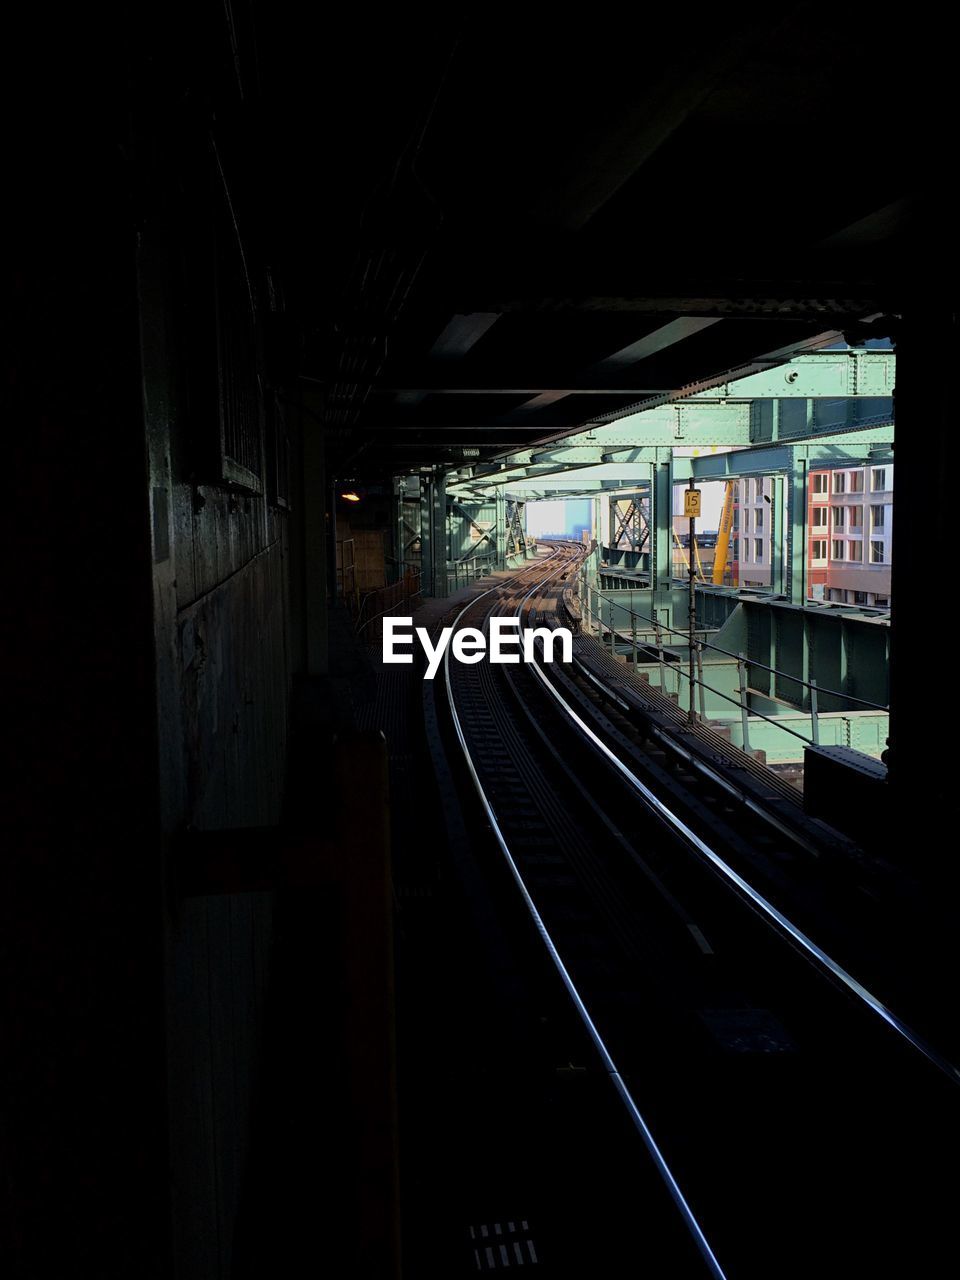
[849,471,864,493]
[754,538,763,561]
[753,477,764,501]
[872,468,887,492]
[742,510,751,533]
[812,473,829,494]
[755,507,763,530]
[732,536,739,560]
[847,540,862,561]
[875,595,889,607]
[829,588,844,602]
[854,591,869,605]
[832,540,845,560]
[871,540,885,563]
[849,506,863,528]
[812,539,827,561]
[733,509,740,532]
[833,472,846,494]
[832,506,845,529]
[871,505,885,530]
[812,507,827,528]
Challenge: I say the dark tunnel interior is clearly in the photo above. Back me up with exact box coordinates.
[3,6,958,1278]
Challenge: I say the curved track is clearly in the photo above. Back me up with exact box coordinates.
[438,545,960,1279]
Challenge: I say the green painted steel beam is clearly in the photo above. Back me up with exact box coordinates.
[651,456,672,595]
[449,428,892,499]
[449,407,892,494]
[672,429,894,481]
[786,454,807,605]
[445,351,895,489]
[770,473,785,596]
[582,403,754,446]
[692,349,894,400]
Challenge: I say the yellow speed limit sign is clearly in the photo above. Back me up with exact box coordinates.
[683,488,702,518]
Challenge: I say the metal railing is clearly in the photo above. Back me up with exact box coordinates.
[578,574,888,754]
[356,568,423,638]
[446,553,498,594]
[336,537,360,615]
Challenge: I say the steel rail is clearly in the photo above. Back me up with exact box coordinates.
[444,547,729,1280]
[569,656,825,860]
[522,614,960,1088]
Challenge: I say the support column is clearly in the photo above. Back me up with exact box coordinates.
[417,473,430,595]
[770,473,785,595]
[495,491,507,568]
[419,469,448,598]
[392,477,405,584]
[435,472,448,596]
[399,478,421,580]
[786,449,808,605]
[650,452,673,600]
[600,493,613,553]
[586,498,601,585]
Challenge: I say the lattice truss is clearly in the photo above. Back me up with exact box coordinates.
[610,495,649,551]
[506,499,527,557]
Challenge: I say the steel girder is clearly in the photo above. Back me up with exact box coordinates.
[445,350,894,497]
[691,349,894,400]
[671,430,893,482]
[447,420,893,496]
[448,425,892,501]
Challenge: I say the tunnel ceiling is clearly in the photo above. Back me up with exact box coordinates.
[251,7,946,479]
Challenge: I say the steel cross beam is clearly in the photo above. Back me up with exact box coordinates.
[505,498,527,557]
[452,501,496,551]
[402,511,421,551]
[611,495,650,551]
[451,501,497,561]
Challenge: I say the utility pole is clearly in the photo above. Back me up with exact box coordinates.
[684,478,701,724]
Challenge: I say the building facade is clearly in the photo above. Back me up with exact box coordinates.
[720,467,893,605]
[808,463,893,606]
[732,476,772,589]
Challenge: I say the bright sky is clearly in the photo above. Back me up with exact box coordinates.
[525,499,592,537]
[525,490,729,537]
[688,481,726,529]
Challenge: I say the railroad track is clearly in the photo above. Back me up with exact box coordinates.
[528,571,960,1079]
[436,545,960,1279]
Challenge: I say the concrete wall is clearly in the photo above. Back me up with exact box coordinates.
[139,99,295,1280]
[3,21,301,1278]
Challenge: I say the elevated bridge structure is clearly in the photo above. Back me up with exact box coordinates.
[395,347,897,808]
[408,349,894,603]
